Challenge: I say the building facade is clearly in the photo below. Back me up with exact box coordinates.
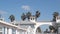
[0,16,60,34]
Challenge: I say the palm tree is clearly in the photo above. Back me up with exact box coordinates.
[52,12,59,21]
[35,11,40,18]
[9,15,15,22]
[36,27,41,33]
[49,26,55,30]
[21,13,26,21]
[26,12,31,19]
[49,26,57,33]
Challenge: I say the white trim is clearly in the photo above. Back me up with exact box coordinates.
[0,21,26,31]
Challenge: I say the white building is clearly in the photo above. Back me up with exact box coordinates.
[0,16,60,34]
[0,20,27,34]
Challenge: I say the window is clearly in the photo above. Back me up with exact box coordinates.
[33,18,34,20]
[0,27,2,31]
[31,18,32,20]
[7,28,9,34]
[15,24,18,26]
[0,27,2,34]
[57,17,60,19]
[12,29,16,34]
[58,27,60,33]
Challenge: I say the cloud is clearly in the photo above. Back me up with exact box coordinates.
[0,10,8,15]
[21,5,31,11]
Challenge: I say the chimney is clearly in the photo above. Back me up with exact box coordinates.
[29,15,37,22]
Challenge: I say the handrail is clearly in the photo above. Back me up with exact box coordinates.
[36,33,57,34]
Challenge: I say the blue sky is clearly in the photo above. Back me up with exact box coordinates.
[0,0,60,22]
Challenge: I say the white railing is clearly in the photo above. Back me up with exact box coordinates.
[36,33,57,34]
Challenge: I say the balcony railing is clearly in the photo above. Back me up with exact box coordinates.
[36,33,57,34]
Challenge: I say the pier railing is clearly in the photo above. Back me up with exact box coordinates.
[36,33,57,34]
